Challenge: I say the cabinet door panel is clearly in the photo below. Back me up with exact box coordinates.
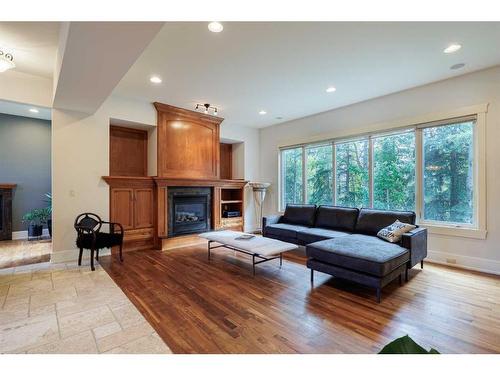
[134,188,154,229]
[111,188,134,230]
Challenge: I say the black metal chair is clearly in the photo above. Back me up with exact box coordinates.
[74,213,124,271]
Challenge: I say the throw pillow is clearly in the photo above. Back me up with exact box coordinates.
[377,220,416,243]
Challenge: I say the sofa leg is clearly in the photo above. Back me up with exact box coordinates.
[376,288,381,303]
[421,260,424,269]
[399,273,403,286]
[405,268,409,282]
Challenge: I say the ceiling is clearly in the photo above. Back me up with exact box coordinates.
[0,99,51,120]
[114,22,500,129]
[0,22,60,78]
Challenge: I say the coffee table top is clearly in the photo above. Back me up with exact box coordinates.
[199,230,298,256]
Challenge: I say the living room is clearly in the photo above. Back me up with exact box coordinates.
[0,1,499,373]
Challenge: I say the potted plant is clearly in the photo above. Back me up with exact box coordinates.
[22,208,50,239]
[44,192,52,237]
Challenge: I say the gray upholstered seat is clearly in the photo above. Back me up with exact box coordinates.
[306,234,410,277]
[264,223,309,239]
[296,227,350,243]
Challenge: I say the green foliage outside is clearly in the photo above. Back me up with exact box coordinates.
[335,140,369,208]
[282,122,474,225]
[379,335,440,354]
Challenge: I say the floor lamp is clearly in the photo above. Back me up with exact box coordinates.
[248,182,271,234]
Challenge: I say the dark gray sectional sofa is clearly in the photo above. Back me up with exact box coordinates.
[263,204,427,302]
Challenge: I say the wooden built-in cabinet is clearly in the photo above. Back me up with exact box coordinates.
[219,143,233,179]
[104,177,156,252]
[110,126,148,177]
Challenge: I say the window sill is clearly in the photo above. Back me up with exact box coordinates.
[419,224,487,240]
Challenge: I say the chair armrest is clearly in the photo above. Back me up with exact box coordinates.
[101,221,124,235]
[262,215,282,236]
[401,227,427,268]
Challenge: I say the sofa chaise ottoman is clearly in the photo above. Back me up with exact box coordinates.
[263,204,427,302]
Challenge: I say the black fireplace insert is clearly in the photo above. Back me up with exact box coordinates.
[167,187,212,237]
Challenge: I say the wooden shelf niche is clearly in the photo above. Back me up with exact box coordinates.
[106,123,156,253]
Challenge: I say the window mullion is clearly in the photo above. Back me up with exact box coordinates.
[368,136,374,208]
[302,146,307,204]
[415,128,423,222]
[332,142,336,206]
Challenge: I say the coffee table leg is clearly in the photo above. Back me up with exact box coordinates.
[279,253,283,268]
[252,254,256,276]
[208,241,211,261]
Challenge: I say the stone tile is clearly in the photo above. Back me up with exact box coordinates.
[27,330,98,354]
[103,332,171,354]
[93,321,122,339]
[0,311,59,353]
[110,302,146,329]
[96,321,155,353]
[30,303,56,317]
[0,284,9,297]
[0,273,32,286]
[58,305,115,338]
[52,273,95,291]
[7,278,53,298]
[30,286,77,309]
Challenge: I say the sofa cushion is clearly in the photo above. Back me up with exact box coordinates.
[281,204,317,227]
[264,223,309,239]
[315,205,359,232]
[355,208,416,236]
[297,227,350,244]
[306,234,409,277]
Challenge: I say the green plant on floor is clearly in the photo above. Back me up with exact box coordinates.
[22,207,51,226]
[379,335,440,354]
[44,192,52,214]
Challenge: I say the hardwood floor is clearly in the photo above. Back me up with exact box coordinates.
[99,245,500,354]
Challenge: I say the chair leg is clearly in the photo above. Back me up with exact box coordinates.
[119,243,123,262]
[95,249,99,261]
[90,248,95,271]
[421,260,424,269]
[78,248,83,266]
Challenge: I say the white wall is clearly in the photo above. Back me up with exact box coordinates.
[0,70,52,108]
[52,95,260,261]
[259,66,500,274]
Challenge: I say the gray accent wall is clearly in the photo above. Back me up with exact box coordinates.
[0,113,51,232]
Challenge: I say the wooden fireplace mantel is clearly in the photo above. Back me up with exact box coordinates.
[0,184,17,189]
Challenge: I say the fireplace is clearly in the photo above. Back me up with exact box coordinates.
[167,187,211,237]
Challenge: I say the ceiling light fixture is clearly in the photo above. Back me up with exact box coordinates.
[150,76,162,84]
[259,110,267,115]
[29,108,39,113]
[195,103,218,116]
[0,50,15,73]
[326,86,337,93]
[443,44,462,54]
[208,22,224,33]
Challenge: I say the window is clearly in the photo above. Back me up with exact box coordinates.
[306,144,333,205]
[335,139,369,208]
[278,112,482,234]
[373,132,415,211]
[281,147,303,207]
[422,121,474,225]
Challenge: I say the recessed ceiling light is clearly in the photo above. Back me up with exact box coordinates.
[259,110,267,115]
[444,44,462,54]
[29,108,39,113]
[450,63,466,70]
[208,22,224,33]
[150,76,162,84]
[326,86,336,93]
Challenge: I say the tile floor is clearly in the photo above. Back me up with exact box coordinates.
[0,260,172,354]
[0,238,52,269]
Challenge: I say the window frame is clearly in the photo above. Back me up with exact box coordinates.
[277,104,488,239]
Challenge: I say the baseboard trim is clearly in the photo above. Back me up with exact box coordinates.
[12,229,50,240]
[427,250,500,276]
[50,248,111,264]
